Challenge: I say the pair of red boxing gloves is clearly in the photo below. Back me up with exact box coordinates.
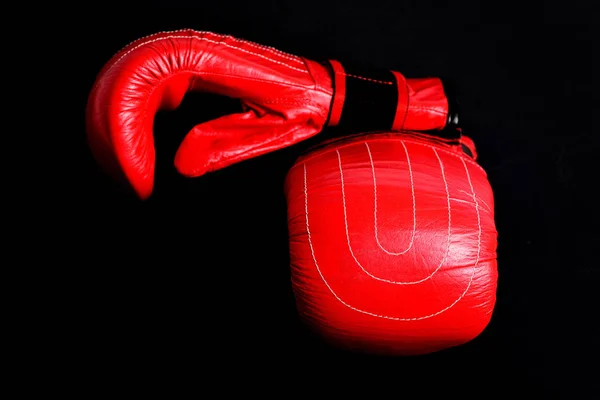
[87,29,498,356]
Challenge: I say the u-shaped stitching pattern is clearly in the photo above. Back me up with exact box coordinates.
[303,142,482,321]
[338,142,451,284]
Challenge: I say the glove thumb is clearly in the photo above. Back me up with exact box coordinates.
[174,109,320,177]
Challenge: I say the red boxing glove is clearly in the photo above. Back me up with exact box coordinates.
[284,130,497,355]
[86,29,455,199]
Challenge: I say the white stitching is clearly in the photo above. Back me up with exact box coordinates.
[228,34,304,64]
[344,73,393,85]
[292,136,487,174]
[118,35,305,73]
[337,144,451,284]
[108,30,305,72]
[303,146,482,321]
[367,141,416,255]
[113,29,304,65]
[98,30,307,92]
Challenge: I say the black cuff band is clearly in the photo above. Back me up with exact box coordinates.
[333,64,399,132]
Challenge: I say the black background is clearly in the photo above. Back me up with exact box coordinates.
[69,1,597,394]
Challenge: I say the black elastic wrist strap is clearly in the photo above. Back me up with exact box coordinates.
[324,60,471,156]
[327,60,401,132]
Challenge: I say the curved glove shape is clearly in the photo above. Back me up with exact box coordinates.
[86,29,453,199]
[284,130,497,355]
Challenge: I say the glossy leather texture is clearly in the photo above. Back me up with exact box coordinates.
[284,132,498,355]
[86,29,449,199]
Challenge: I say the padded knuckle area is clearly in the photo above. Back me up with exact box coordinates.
[285,134,498,355]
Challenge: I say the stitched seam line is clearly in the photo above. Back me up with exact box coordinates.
[291,136,487,173]
[345,73,393,85]
[302,153,482,321]
[335,143,453,285]
[91,30,309,94]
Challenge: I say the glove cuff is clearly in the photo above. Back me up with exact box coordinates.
[326,60,460,135]
[326,60,404,131]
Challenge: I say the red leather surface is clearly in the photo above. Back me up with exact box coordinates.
[86,29,449,199]
[284,132,498,355]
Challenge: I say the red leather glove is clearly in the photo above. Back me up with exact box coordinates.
[284,130,496,355]
[86,29,455,199]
